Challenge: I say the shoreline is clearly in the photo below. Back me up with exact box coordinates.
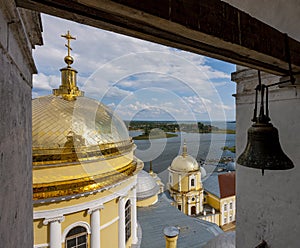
[133,132,178,140]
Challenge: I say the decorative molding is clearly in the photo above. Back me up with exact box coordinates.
[33,243,49,248]
[130,183,137,191]
[100,216,119,230]
[34,180,136,220]
[88,204,104,215]
[33,159,137,202]
[43,216,65,225]
[33,159,142,205]
[61,221,91,242]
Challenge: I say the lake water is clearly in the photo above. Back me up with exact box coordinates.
[130,122,236,174]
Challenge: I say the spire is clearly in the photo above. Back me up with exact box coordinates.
[182,140,188,158]
[53,31,84,101]
[149,161,153,174]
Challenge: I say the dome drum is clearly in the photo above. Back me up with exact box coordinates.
[33,159,140,201]
[33,140,134,166]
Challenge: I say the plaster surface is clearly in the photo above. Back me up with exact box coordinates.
[0,3,42,247]
[234,68,300,247]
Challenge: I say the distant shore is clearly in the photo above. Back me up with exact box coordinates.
[211,129,236,134]
[127,120,235,135]
[133,132,178,140]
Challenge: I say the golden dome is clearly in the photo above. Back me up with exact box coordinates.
[32,95,130,153]
[32,95,139,202]
[32,31,141,202]
[170,143,199,172]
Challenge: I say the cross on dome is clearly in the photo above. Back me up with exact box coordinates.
[61,30,76,67]
[182,139,188,157]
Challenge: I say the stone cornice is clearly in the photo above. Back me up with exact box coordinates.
[18,8,43,47]
[87,204,104,214]
[34,179,136,220]
[1,0,42,78]
[43,215,65,225]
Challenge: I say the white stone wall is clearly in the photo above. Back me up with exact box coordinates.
[0,2,42,247]
[226,1,300,244]
[233,68,300,247]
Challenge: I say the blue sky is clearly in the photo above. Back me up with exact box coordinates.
[33,14,236,121]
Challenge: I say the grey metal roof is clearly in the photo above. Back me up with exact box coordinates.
[203,174,220,198]
[203,231,235,248]
[137,192,223,248]
[136,170,160,200]
[226,162,236,171]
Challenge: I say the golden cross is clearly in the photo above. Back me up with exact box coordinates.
[61,31,76,57]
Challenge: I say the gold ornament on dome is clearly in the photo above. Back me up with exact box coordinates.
[61,30,76,67]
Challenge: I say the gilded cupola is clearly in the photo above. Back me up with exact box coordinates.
[32,31,141,203]
[170,142,199,172]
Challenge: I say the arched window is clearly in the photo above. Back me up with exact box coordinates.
[191,178,195,187]
[125,200,131,242]
[65,226,87,248]
[191,206,196,215]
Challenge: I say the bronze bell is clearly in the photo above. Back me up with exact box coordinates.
[237,122,294,174]
[237,72,294,175]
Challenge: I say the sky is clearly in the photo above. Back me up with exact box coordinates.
[33,14,236,122]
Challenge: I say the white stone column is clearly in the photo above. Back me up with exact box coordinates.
[43,216,64,248]
[131,187,138,244]
[88,205,103,248]
[200,191,203,212]
[118,197,126,248]
[196,196,200,214]
[182,195,185,214]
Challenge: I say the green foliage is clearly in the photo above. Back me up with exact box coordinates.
[126,120,235,134]
[222,146,236,153]
[133,132,178,140]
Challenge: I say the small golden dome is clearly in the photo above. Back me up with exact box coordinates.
[170,142,199,172]
[170,155,199,172]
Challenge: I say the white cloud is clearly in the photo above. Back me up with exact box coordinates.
[103,87,230,121]
[33,73,60,91]
[182,95,232,112]
[32,14,235,120]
